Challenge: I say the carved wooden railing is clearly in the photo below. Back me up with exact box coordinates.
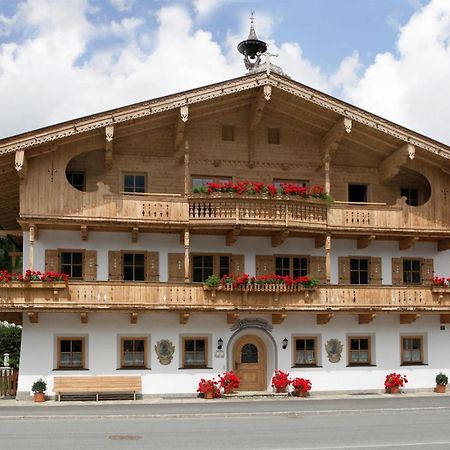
[188,195,328,230]
[0,282,446,312]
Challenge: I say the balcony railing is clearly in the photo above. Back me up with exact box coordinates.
[0,282,446,313]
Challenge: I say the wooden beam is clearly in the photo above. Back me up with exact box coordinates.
[438,239,450,252]
[226,228,241,246]
[15,150,28,185]
[227,313,239,325]
[131,227,139,243]
[81,225,88,242]
[105,125,114,170]
[440,314,450,324]
[358,313,376,325]
[272,313,286,325]
[179,312,190,324]
[357,235,376,249]
[317,313,333,325]
[400,313,420,324]
[399,236,419,251]
[130,312,138,324]
[0,312,22,325]
[318,118,352,165]
[28,312,38,324]
[0,230,23,237]
[80,312,88,324]
[175,106,189,151]
[272,229,290,247]
[379,143,415,184]
[315,235,326,248]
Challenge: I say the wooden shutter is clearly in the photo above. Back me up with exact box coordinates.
[338,256,350,284]
[230,255,245,276]
[255,255,275,276]
[309,256,326,283]
[168,253,184,282]
[108,251,122,281]
[392,258,403,286]
[45,250,60,273]
[83,250,97,281]
[369,257,382,285]
[422,258,434,285]
[145,251,159,282]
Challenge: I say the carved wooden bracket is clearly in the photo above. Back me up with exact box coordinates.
[15,150,28,185]
[379,143,415,184]
[440,314,450,324]
[438,239,450,252]
[358,313,375,325]
[315,235,326,248]
[272,229,290,247]
[272,313,286,325]
[226,228,241,246]
[105,125,114,170]
[317,118,352,169]
[400,313,420,324]
[80,312,88,324]
[175,106,189,151]
[29,224,39,242]
[357,235,376,249]
[28,312,39,324]
[179,312,190,324]
[130,312,138,324]
[399,236,419,250]
[81,225,88,242]
[131,227,139,243]
[227,312,239,325]
[317,313,333,325]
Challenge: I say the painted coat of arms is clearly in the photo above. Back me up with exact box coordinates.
[325,339,343,363]
[154,339,175,365]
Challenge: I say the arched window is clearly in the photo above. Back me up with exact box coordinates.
[241,343,258,363]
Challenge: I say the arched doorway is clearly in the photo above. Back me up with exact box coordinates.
[232,335,267,391]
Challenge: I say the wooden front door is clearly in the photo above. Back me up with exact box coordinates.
[233,335,267,391]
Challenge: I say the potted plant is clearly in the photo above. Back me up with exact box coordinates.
[291,377,312,397]
[384,372,408,394]
[204,275,221,290]
[219,371,240,394]
[31,378,47,402]
[435,373,448,393]
[197,378,220,399]
[271,370,290,393]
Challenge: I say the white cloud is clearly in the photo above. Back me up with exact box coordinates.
[110,0,135,12]
[193,0,220,20]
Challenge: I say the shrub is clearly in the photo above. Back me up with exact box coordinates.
[436,372,448,386]
[197,378,220,398]
[271,370,290,391]
[384,373,408,389]
[291,377,312,393]
[218,371,240,394]
[31,378,47,393]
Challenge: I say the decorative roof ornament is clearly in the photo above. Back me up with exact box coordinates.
[237,12,287,77]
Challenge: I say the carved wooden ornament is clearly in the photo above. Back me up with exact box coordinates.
[154,339,175,365]
[325,338,343,363]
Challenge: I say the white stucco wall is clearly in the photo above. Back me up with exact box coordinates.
[17,312,450,397]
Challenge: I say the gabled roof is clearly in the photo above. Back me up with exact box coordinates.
[0,71,450,161]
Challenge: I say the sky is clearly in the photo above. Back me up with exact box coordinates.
[0,0,450,145]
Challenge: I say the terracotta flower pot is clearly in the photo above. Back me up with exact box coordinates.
[435,384,447,394]
[388,386,400,394]
[204,391,214,399]
[293,389,308,398]
[275,386,287,394]
[34,392,45,402]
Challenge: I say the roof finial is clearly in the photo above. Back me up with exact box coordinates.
[248,11,258,40]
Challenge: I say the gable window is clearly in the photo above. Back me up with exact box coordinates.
[66,171,85,191]
[350,258,369,284]
[293,337,317,367]
[60,251,83,279]
[121,337,147,368]
[268,127,280,145]
[401,336,423,365]
[123,253,145,281]
[348,184,368,202]
[401,188,419,207]
[57,337,85,369]
[182,337,208,368]
[403,259,421,284]
[348,337,371,365]
[221,124,235,141]
[192,254,230,282]
[275,256,308,278]
[123,174,146,194]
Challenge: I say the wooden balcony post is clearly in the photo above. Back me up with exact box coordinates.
[184,228,190,283]
[325,234,331,283]
[29,224,38,270]
[184,141,190,196]
[324,155,331,194]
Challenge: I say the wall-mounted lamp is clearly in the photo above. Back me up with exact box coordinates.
[282,337,288,350]
[217,338,224,350]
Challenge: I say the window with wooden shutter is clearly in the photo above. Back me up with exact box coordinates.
[230,254,245,276]
[349,258,369,284]
[369,257,382,285]
[168,253,184,282]
[45,250,60,273]
[422,259,434,285]
[145,251,159,282]
[108,251,123,281]
[338,256,350,284]
[392,258,403,285]
[255,255,275,276]
[83,251,97,281]
[309,256,326,283]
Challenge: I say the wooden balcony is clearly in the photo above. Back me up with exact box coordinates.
[0,282,447,315]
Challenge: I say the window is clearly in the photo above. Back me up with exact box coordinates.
[123,253,145,281]
[275,256,308,278]
[123,174,146,193]
[192,254,230,282]
[60,251,83,279]
[182,337,208,368]
[401,188,419,207]
[293,337,317,366]
[241,344,258,363]
[268,128,280,145]
[401,336,423,364]
[66,171,85,191]
[273,179,308,190]
[348,337,371,365]
[348,184,368,202]
[350,258,369,284]
[191,176,232,189]
[57,337,85,369]
[121,337,147,368]
[221,124,235,141]
[403,259,421,284]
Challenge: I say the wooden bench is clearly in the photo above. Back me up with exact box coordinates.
[53,376,141,401]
